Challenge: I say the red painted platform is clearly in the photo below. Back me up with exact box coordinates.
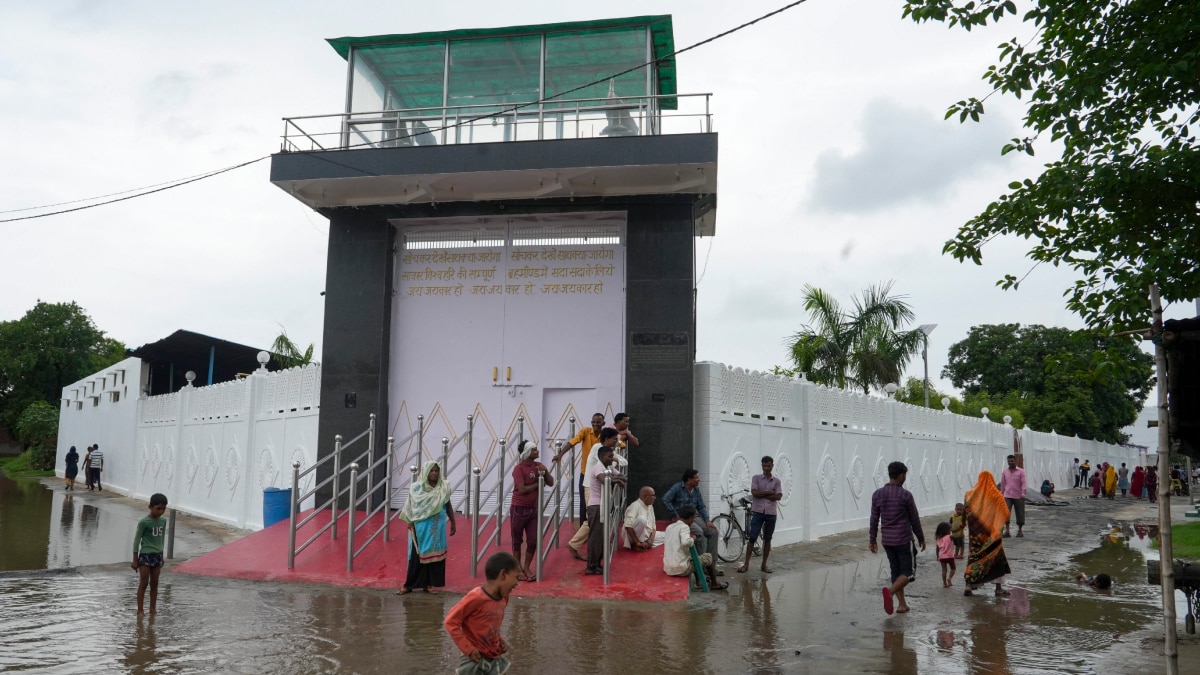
[176,510,689,602]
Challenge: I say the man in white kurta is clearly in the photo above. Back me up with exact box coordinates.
[662,506,726,589]
[623,486,658,550]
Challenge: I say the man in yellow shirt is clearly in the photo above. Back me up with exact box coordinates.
[553,413,605,532]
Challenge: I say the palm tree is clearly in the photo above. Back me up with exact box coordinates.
[786,282,926,393]
[270,328,316,370]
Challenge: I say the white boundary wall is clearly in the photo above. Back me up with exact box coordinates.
[58,360,321,530]
[56,357,147,493]
[694,362,1137,548]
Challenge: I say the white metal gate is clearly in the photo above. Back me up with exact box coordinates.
[388,212,626,510]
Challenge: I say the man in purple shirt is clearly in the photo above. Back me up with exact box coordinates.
[869,461,926,615]
[999,454,1027,538]
[737,456,782,574]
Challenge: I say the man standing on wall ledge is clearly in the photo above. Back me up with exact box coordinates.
[869,461,925,615]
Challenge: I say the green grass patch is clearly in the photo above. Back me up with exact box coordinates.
[0,451,55,479]
[1152,521,1200,559]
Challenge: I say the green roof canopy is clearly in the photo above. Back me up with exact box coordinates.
[327,15,677,112]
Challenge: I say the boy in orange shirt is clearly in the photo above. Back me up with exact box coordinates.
[444,551,521,674]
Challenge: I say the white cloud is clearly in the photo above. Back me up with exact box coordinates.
[808,98,1013,213]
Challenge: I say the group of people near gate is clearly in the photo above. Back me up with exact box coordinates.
[61,444,104,491]
[1072,458,1159,500]
[394,411,785,598]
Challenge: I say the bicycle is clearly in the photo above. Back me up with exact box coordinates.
[712,489,759,563]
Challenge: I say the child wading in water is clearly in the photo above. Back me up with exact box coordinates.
[444,551,521,674]
[132,493,169,616]
[949,503,966,559]
[936,522,956,587]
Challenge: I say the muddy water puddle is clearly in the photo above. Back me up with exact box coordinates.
[0,478,1177,673]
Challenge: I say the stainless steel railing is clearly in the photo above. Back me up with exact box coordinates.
[280,93,714,153]
[288,408,580,578]
[601,467,627,585]
[287,413,378,569]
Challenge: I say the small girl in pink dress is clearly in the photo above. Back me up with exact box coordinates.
[936,522,956,588]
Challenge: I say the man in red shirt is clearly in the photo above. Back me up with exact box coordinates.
[511,441,553,581]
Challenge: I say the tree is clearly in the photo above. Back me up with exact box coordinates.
[15,400,59,471]
[942,324,1153,442]
[902,0,1200,329]
[270,327,315,370]
[0,301,125,433]
[786,282,927,393]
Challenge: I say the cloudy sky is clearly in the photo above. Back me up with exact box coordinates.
[1,1,1190,445]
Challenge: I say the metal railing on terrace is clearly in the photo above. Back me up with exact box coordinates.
[280,93,713,153]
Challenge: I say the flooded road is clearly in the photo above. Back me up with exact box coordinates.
[0,474,1193,674]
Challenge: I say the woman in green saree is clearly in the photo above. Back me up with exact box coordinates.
[396,461,456,594]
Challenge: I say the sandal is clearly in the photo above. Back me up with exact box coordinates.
[760,567,774,574]
[395,588,412,595]
[995,589,1011,596]
[424,587,437,595]
[568,546,586,561]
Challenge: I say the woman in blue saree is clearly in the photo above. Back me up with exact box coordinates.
[396,461,456,594]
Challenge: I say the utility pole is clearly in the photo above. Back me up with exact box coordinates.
[1151,283,1178,675]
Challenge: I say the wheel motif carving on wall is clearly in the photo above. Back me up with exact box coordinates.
[139,441,151,476]
[775,454,795,506]
[202,444,219,488]
[919,457,933,494]
[936,459,947,492]
[292,447,313,495]
[151,443,163,478]
[185,445,199,485]
[846,455,866,500]
[817,454,837,502]
[258,447,278,490]
[873,455,888,489]
[163,441,175,484]
[723,453,752,499]
[224,444,240,491]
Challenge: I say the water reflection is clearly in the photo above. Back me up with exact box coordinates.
[882,630,919,672]
[0,475,145,572]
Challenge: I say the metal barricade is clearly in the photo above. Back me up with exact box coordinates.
[288,413,377,569]
[601,467,627,585]
[534,454,566,581]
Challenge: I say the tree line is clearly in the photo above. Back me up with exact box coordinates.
[777,285,1153,445]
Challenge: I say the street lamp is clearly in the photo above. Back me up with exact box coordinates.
[918,324,938,409]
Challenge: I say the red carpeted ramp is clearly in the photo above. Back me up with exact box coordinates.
[175,510,689,602]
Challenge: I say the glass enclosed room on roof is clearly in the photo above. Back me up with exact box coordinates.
[312,16,696,148]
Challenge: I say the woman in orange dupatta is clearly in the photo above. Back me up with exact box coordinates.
[963,471,1012,596]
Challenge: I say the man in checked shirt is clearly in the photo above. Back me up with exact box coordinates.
[869,461,926,615]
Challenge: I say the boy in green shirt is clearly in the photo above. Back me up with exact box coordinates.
[131,493,168,616]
